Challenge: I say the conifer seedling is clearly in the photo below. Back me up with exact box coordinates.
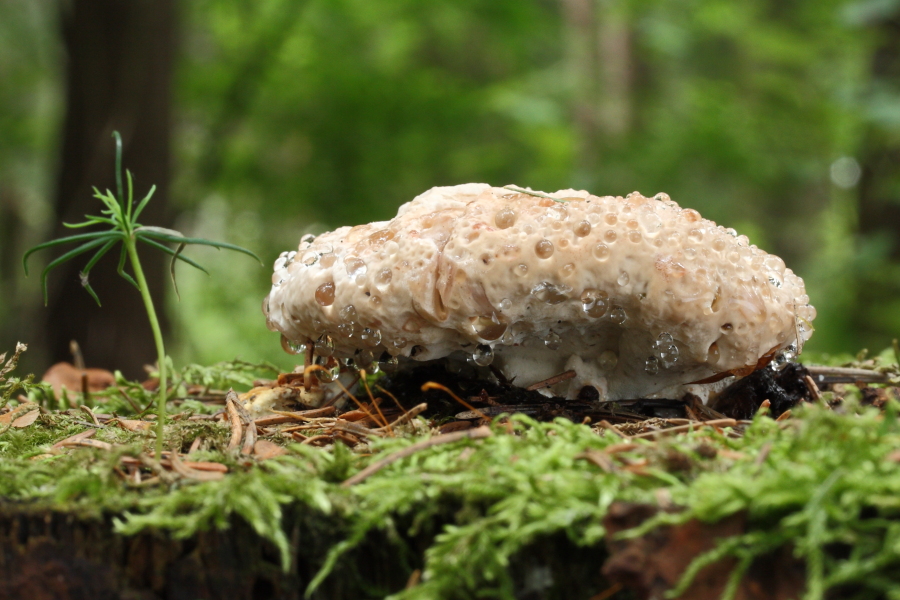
[24,132,261,456]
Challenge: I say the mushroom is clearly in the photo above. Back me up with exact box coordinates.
[263,184,815,401]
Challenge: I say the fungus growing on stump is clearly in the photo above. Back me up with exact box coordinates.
[263,184,815,401]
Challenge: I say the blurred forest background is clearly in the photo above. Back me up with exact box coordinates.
[1,0,899,378]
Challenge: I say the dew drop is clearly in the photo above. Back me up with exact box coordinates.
[313,355,341,383]
[688,229,704,243]
[609,305,626,324]
[531,282,570,304]
[617,271,630,286]
[315,282,336,306]
[599,350,618,370]
[473,344,494,366]
[498,298,512,311]
[544,331,561,350]
[337,323,355,337]
[300,233,316,245]
[604,230,617,243]
[592,244,610,261]
[375,268,392,290]
[339,305,358,323]
[281,334,304,355]
[627,231,642,243]
[561,263,576,277]
[315,334,335,356]
[301,251,319,266]
[360,327,382,347]
[574,220,592,237]
[580,289,609,318]
[473,315,508,341]
[604,213,618,226]
[344,257,368,282]
[654,193,670,202]
[515,263,529,276]
[644,356,660,375]
[495,207,517,229]
[391,337,408,349]
[768,273,784,288]
[274,256,288,270]
[549,205,568,221]
[713,238,727,252]
[535,239,554,259]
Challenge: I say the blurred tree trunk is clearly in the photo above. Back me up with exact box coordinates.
[47,0,175,378]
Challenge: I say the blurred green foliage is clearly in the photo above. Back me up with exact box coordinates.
[2,0,900,369]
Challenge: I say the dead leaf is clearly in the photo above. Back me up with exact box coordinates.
[42,362,115,398]
[253,439,288,460]
[10,409,39,428]
[117,419,152,432]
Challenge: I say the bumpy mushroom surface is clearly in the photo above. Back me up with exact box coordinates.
[263,184,815,400]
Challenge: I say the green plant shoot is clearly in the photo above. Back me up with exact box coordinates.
[23,132,261,456]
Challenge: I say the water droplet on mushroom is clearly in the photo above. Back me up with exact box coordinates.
[627,231,642,243]
[581,289,609,318]
[599,350,618,370]
[301,251,319,266]
[315,282,336,306]
[604,230,617,243]
[498,298,512,311]
[473,344,494,366]
[360,327,382,347]
[609,305,626,324]
[548,205,568,221]
[281,334,304,355]
[315,334,335,356]
[561,263,576,277]
[340,305,358,323]
[391,337,408,349]
[313,355,340,383]
[515,264,529,276]
[337,323,355,337]
[495,207,517,229]
[617,271,630,286]
[768,273,783,288]
[300,233,316,245]
[344,257,368,282]
[372,268,392,291]
[356,349,377,372]
[535,239,554,259]
[274,256,288,270]
[604,214,618,226]
[592,244,610,261]
[654,193,670,202]
[544,331,561,350]
[688,229,704,243]
[472,315,508,341]
[713,238,727,252]
[262,297,270,317]
[644,356,660,375]
[531,282,570,304]
[574,220,591,237]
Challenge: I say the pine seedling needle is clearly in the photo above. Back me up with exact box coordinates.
[24,131,261,456]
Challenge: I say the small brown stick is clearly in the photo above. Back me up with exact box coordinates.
[334,376,385,427]
[597,420,629,439]
[359,370,392,435]
[775,409,792,422]
[225,391,243,451]
[254,406,336,427]
[52,428,97,450]
[630,418,738,440]
[334,419,384,438]
[376,402,427,431]
[421,382,491,422]
[79,404,101,427]
[805,365,891,384]
[169,450,226,481]
[188,437,203,454]
[57,438,113,451]
[291,431,308,442]
[525,370,577,391]
[342,425,493,487]
[803,375,822,401]
[241,420,258,455]
[301,434,333,446]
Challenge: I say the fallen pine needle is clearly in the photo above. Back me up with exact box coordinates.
[342,425,493,487]
[225,390,243,451]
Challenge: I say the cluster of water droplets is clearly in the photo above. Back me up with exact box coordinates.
[652,332,680,369]
[770,343,798,370]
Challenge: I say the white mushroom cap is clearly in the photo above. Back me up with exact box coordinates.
[263,184,815,400]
